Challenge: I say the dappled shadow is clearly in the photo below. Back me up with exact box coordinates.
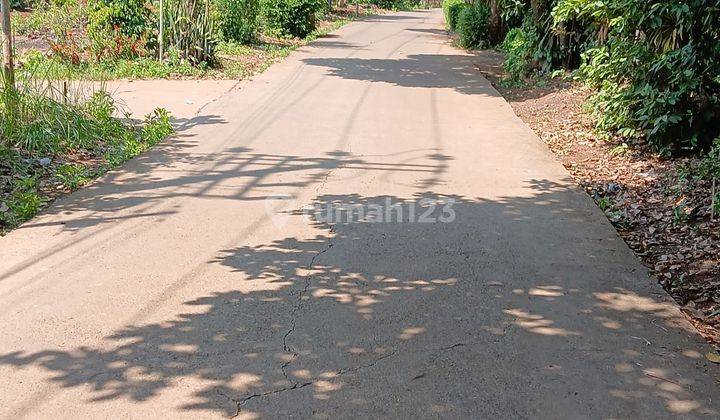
[18,147,449,234]
[309,40,366,50]
[303,54,498,95]
[2,184,717,417]
[362,14,420,22]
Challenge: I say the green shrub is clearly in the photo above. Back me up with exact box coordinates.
[555,0,720,152]
[215,0,260,43]
[368,0,422,9]
[500,25,536,86]
[456,0,490,49]
[698,138,720,179]
[56,163,90,191]
[87,0,154,58]
[14,0,87,36]
[140,108,173,147]
[1,177,45,226]
[442,0,466,31]
[0,85,173,231]
[87,0,151,39]
[261,0,326,38]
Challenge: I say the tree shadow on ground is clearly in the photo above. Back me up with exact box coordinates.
[20,147,451,233]
[303,54,498,96]
[1,183,716,417]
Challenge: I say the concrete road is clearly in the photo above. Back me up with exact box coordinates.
[0,9,717,419]
[53,79,241,121]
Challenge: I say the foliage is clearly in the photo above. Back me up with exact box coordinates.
[0,175,45,228]
[456,0,491,49]
[261,0,326,38]
[561,0,720,152]
[497,0,524,27]
[87,0,152,39]
[486,0,720,153]
[367,0,424,9]
[500,23,537,86]
[214,0,260,42]
[55,163,90,191]
[161,0,218,64]
[698,138,720,180]
[13,0,87,36]
[442,0,467,31]
[87,0,154,59]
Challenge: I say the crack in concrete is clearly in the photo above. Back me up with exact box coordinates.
[231,242,336,417]
[439,342,466,351]
[230,349,399,417]
[282,242,334,353]
[229,340,474,416]
[335,349,399,375]
[226,381,313,419]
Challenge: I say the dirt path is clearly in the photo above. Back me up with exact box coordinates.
[0,9,717,419]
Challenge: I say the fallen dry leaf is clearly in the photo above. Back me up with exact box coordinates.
[705,352,720,364]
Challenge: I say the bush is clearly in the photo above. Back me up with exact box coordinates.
[500,24,536,86]
[87,0,151,39]
[87,0,154,58]
[442,0,466,31]
[456,0,490,49]
[559,0,720,152]
[261,0,326,38]
[14,0,87,36]
[215,0,260,43]
[368,0,423,9]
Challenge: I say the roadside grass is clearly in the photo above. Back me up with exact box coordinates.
[0,85,173,234]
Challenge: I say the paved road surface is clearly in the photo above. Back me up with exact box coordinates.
[1,9,717,419]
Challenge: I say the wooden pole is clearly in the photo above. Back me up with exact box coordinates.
[158,0,164,60]
[712,176,716,221]
[0,0,14,91]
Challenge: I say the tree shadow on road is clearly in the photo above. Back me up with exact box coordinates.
[1,183,716,417]
[303,54,498,96]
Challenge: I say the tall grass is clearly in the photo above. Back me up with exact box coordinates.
[162,0,217,64]
[0,69,172,233]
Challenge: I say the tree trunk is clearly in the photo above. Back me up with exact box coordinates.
[0,0,14,91]
[487,0,502,45]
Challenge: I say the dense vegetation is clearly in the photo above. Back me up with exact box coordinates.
[10,0,429,80]
[443,0,720,156]
[11,0,333,73]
